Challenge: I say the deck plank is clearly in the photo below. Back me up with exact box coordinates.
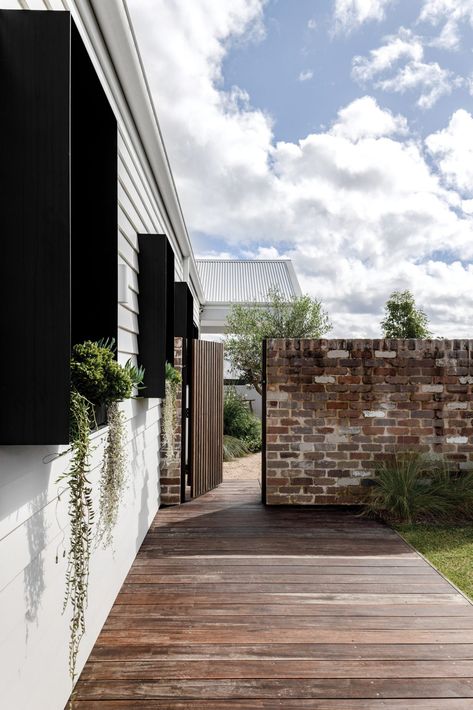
[71,480,473,707]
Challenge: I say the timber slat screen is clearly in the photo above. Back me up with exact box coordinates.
[190,340,224,498]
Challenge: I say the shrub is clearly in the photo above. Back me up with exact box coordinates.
[223,388,261,453]
[364,453,473,524]
[165,362,182,386]
[71,339,144,406]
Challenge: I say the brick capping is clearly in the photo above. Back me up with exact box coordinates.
[160,337,183,506]
[265,339,473,505]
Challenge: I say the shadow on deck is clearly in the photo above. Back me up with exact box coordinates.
[71,480,473,709]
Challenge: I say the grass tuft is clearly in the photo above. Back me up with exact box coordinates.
[223,435,251,462]
[364,452,473,524]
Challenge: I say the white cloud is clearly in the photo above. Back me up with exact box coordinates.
[377,60,463,109]
[353,30,463,109]
[307,18,317,30]
[298,70,314,82]
[426,110,473,194]
[352,28,424,82]
[330,96,408,140]
[419,0,473,49]
[128,0,473,337]
[243,245,283,259]
[333,0,395,34]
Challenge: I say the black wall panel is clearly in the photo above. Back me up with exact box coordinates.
[138,234,175,398]
[174,283,194,340]
[71,23,118,348]
[0,11,118,444]
[165,243,175,365]
[0,11,71,444]
[174,282,195,503]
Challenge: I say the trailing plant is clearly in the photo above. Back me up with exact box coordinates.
[162,364,182,463]
[60,340,144,684]
[364,452,473,524]
[57,390,94,682]
[95,349,144,547]
[224,388,262,454]
[96,401,127,549]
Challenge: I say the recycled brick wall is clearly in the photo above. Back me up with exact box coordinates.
[265,338,473,505]
[160,337,183,505]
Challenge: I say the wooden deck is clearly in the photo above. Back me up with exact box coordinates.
[73,480,473,709]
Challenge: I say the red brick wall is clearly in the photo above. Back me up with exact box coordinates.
[160,337,183,506]
[265,338,473,505]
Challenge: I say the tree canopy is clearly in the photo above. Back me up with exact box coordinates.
[381,290,431,339]
[225,289,332,393]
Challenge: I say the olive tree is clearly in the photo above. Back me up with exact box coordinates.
[381,290,431,338]
[225,289,332,394]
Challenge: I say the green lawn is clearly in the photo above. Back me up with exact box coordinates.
[396,524,473,601]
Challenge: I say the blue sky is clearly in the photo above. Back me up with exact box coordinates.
[129,0,473,337]
[222,1,473,144]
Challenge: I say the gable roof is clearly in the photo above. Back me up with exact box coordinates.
[196,259,301,304]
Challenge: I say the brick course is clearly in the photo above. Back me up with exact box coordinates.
[265,339,473,505]
[160,337,183,506]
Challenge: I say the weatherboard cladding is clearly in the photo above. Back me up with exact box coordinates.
[196,259,297,303]
[0,5,187,710]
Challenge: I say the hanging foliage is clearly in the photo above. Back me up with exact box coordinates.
[59,340,144,684]
[96,400,127,548]
[162,363,182,463]
[57,389,94,682]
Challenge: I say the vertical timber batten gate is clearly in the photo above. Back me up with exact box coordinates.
[190,340,224,498]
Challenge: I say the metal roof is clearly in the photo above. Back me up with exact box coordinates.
[196,259,301,304]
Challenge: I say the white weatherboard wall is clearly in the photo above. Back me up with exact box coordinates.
[0,2,200,709]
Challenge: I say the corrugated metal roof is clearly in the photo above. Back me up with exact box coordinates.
[196,259,300,303]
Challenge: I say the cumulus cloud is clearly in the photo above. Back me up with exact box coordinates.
[329,96,408,140]
[128,0,473,337]
[333,0,395,34]
[377,60,463,109]
[298,70,314,82]
[419,0,473,49]
[352,28,424,82]
[426,110,473,194]
[353,29,463,109]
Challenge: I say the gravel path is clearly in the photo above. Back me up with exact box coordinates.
[223,452,261,481]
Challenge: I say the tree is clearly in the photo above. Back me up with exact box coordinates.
[225,289,332,394]
[381,290,431,339]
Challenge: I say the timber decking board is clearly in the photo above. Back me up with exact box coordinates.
[71,480,473,707]
[71,702,473,710]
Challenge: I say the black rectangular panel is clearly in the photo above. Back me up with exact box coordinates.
[165,241,175,365]
[71,23,118,347]
[174,282,194,340]
[138,234,174,398]
[0,11,71,444]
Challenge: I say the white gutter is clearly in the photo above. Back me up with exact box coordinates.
[75,0,205,305]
